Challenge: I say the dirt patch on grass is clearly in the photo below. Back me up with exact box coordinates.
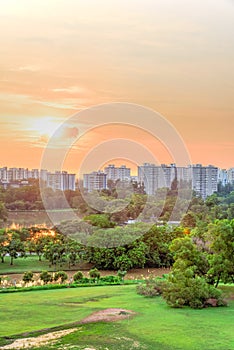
[0,328,77,349]
[80,308,136,324]
[0,308,136,349]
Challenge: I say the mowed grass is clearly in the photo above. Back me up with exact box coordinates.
[1,285,234,350]
[0,255,83,274]
[0,256,51,274]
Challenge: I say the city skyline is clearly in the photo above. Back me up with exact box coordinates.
[1,162,234,199]
[0,1,234,172]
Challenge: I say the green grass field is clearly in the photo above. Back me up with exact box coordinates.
[0,255,84,274]
[1,285,234,350]
[0,256,52,274]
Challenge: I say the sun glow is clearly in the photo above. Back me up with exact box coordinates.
[29,117,60,138]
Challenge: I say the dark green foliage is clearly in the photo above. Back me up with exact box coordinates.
[39,270,53,284]
[54,271,68,284]
[22,271,34,283]
[0,202,8,222]
[73,271,84,282]
[136,277,165,297]
[84,214,116,228]
[117,270,127,281]
[162,271,226,309]
[99,275,120,283]
[89,268,100,279]
[205,219,234,286]
[161,235,227,309]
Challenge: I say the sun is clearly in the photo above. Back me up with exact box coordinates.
[29,117,60,138]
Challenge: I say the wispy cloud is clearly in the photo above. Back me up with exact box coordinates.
[9,65,41,72]
[35,100,86,110]
[51,86,87,94]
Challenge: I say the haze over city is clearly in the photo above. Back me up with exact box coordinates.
[0,0,234,173]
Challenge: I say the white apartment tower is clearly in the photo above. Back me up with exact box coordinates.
[190,164,218,199]
[104,164,131,182]
[83,171,107,192]
[227,168,234,184]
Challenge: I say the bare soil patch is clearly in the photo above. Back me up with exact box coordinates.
[0,328,77,349]
[0,308,136,349]
[80,308,136,324]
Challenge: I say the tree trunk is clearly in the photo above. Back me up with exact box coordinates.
[215,275,220,288]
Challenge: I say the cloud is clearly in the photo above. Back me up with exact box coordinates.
[51,86,87,94]
[9,65,40,72]
[54,126,79,139]
[35,100,81,110]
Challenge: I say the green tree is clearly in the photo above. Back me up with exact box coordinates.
[162,270,225,309]
[0,230,8,263]
[84,214,116,228]
[89,268,100,279]
[6,232,25,265]
[181,211,197,228]
[44,241,66,268]
[23,271,34,284]
[0,202,8,223]
[73,271,84,282]
[205,219,234,286]
[40,271,52,284]
[54,271,68,284]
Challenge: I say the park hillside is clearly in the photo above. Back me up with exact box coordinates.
[0,181,234,348]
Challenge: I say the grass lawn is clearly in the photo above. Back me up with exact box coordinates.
[0,255,83,274]
[0,285,234,350]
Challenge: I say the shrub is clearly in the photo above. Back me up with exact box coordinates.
[54,271,68,284]
[79,277,90,284]
[162,272,226,309]
[89,268,100,279]
[40,271,53,284]
[136,277,165,297]
[117,270,127,281]
[73,271,84,282]
[22,271,34,284]
[99,275,120,283]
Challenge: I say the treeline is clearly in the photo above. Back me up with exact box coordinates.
[0,223,185,270]
[0,180,234,226]
[137,218,234,309]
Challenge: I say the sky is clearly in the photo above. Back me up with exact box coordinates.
[0,0,234,174]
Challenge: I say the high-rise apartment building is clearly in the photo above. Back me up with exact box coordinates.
[138,163,218,198]
[190,164,218,199]
[227,168,234,184]
[218,169,228,187]
[138,163,174,195]
[83,171,107,192]
[46,171,75,191]
[104,164,131,181]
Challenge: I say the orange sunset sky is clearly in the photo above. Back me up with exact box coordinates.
[0,0,234,175]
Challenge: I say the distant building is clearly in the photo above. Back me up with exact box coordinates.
[83,171,107,192]
[104,164,131,182]
[218,169,228,187]
[227,168,234,184]
[46,171,75,191]
[138,163,218,199]
[138,163,168,195]
[190,164,218,199]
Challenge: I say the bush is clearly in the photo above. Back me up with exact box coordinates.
[89,268,100,279]
[40,271,53,284]
[99,275,120,283]
[136,277,165,297]
[54,271,68,284]
[162,272,226,309]
[22,271,34,284]
[73,271,84,282]
[117,270,127,281]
